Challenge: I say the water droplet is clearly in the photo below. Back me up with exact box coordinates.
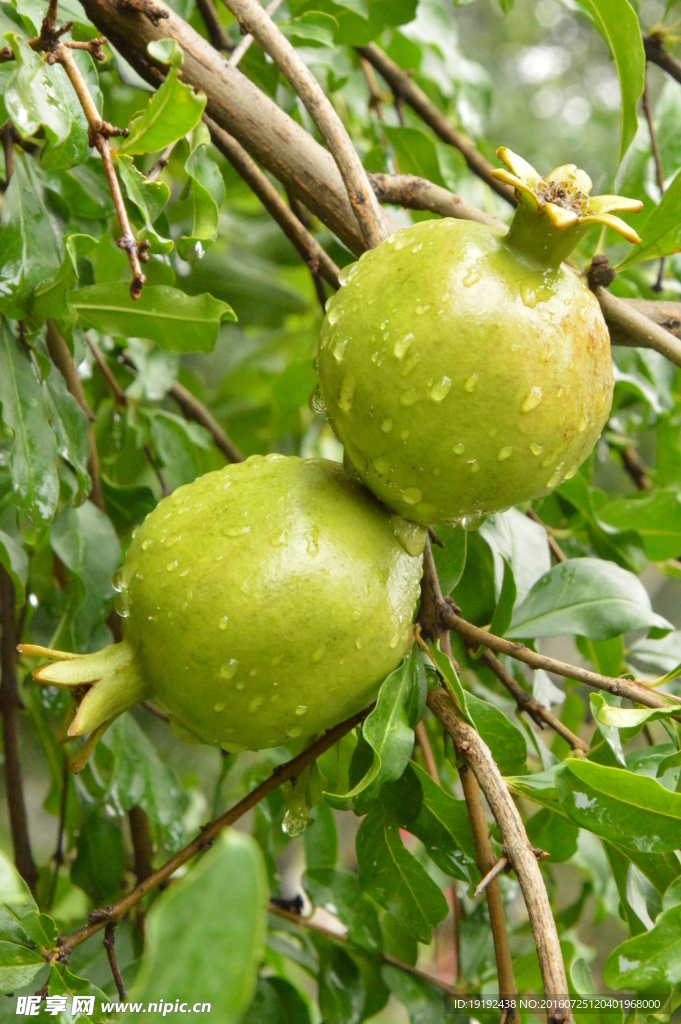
[394,236,407,251]
[295,705,308,716]
[441,291,450,302]
[165,534,182,548]
[333,338,348,363]
[564,464,579,480]
[115,593,130,618]
[453,442,465,455]
[415,304,430,315]
[390,633,399,648]
[226,526,251,537]
[546,462,566,488]
[235,681,245,691]
[510,343,521,352]
[381,418,393,434]
[390,516,427,556]
[287,727,303,738]
[373,457,391,476]
[338,262,357,285]
[327,305,341,325]
[464,373,479,393]
[402,487,422,506]
[529,442,544,456]
[463,267,481,287]
[112,568,125,593]
[141,539,152,551]
[400,429,410,440]
[219,616,229,630]
[393,333,414,360]
[399,389,419,407]
[578,415,588,433]
[338,376,355,412]
[521,387,544,413]
[249,696,263,713]
[214,702,225,712]
[412,242,422,253]
[271,530,289,547]
[355,637,363,649]
[220,659,238,679]
[178,506,190,515]
[497,446,513,461]
[167,560,178,572]
[430,376,452,402]
[469,460,480,474]
[309,387,326,416]
[521,284,537,308]
[311,645,326,663]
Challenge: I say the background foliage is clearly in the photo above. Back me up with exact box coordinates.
[1,0,681,1019]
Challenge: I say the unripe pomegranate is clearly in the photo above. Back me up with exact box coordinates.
[318,148,642,525]
[26,457,424,758]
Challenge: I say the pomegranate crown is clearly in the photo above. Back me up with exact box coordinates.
[491,147,643,244]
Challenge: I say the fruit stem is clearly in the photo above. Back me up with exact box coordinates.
[503,202,587,270]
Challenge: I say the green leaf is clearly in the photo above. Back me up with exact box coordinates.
[432,524,467,595]
[591,692,678,731]
[281,12,339,47]
[147,37,185,68]
[598,489,681,561]
[177,125,226,261]
[0,320,59,542]
[0,850,57,952]
[526,807,579,862]
[428,642,472,722]
[67,283,236,352]
[0,529,28,607]
[356,803,448,944]
[117,156,173,254]
[325,648,424,808]
[573,0,644,163]
[304,800,338,870]
[243,976,311,1024]
[480,507,551,605]
[71,811,126,905]
[130,831,267,1021]
[489,557,516,637]
[117,61,206,156]
[0,942,45,994]
[603,902,681,991]
[618,169,681,268]
[312,935,365,1024]
[303,867,382,951]
[508,558,671,641]
[42,354,91,501]
[0,152,63,319]
[382,126,446,187]
[48,963,111,1022]
[556,759,681,852]
[32,233,98,321]
[381,965,447,1024]
[465,692,527,776]
[397,763,477,883]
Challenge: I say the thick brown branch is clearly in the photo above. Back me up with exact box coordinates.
[357,44,515,206]
[54,708,367,958]
[46,322,104,510]
[205,116,340,289]
[221,0,387,248]
[444,609,681,712]
[644,35,681,87]
[621,299,681,338]
[0,568,38,893]
[368,172,503,228]
[592,286,681,368]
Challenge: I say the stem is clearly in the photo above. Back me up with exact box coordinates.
[356,44,515,206]
[642,68,666,292]
[47,754,69,911]
[220,0,387,248]
[54,708,368,959]
[103,923,127,1001]
[0,567,38,893]
[620,447,650,491]
[525,508,566,563]
[414,721,439,782]
[194,0,232,52]
[227,0,282,67]
[128,805,153,885]
[1,121,15,183]
[504,202,586,270]
[368,172,503,228]
[591,286,681,369]
[644,35,681,87]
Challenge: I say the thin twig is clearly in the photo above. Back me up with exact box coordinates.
[368,172,503,228]
[620,446,650,491]
[46,754,69,911]
[642,69,666,291]
[47,42,147,298]
[194,0,232,52]
[222,0,387,248]
[146,143,176,182]
[53,708,368,959]
[1,121,15,183]
[474,854,509,897]
[128,805,153,885]
[414,721,439,783]
[0,567,38,894]
[227,0,282,68]
[358,55,384,117]
[644,34,681,87]
[205,117,340,289]
[481,648,589,753]
[46,322,104,511]
[357,44,515,206]
[525,508,566,563]
[286,190,333,313]
[444,608,681,712]
[103,924,127,1001]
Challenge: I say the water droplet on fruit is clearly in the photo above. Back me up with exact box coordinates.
[311,645,326,663]
[226,526,250,537]
[165,534,182,548]
[338,263,357,285]
[220,659,238,679]
[390,633,399,648]
[214,702,225,712]
[115,594,130,618]
[529,442,544,456]
[563,464,579,480]
[510,343,521,352]
[430,376,452,402]
[394,236,407,251]
[463,267,481,287]
[464,373,479,393]
[497,446,513,461]
[112,569,125,593]
[399,389,419,407]
[393,333,414,360]
[453,442,465,455]
[309,387,326,416]
[338,376,355,412]
[412,242,422,253]
[327,305,341,325]
[167,560,178,572]
[441,291,450,302]
[235,681,245,691]
[178,506,190,515]
[373,457,390,476]
[295,705,308,715]
[249,697,263,712]
[415,304,430,315]
[219,616,228,630]
[381,418,393,433]
[400,429,410,440]
[333,338,348,363]
[521,387,544,412]
[402,487,422,506]
[287,727,303,739]
[468,459,480,474]
[141,539,152,551]
[546,462,566,488]
[521,284,537,308]
[390,516,426,556]
[355,637,363,649]
[578,415,588,433]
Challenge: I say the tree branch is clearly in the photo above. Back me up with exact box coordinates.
[103,923,127,1001]
[0,567,38,894]
[368,172,503,227]
[356,44,515,206]
[591,286,681,368]
[644,34,681,87]
[53,708,368,959]
[128,805,153,885]
[443,608,681,712]
[227,0,282,67]
[194,0,232,52]
[221,0,387,248]
[525,508,566,564]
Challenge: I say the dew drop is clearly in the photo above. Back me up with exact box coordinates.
[235,681,245,691]
[220,659,238,679]
[399,389,419,407]
[390,633,399,648]
[295,705,308,716]
[333,338,348,363]
[219,616,228,630]
[355,637,363,649]
[338,262,357,285]
[393,333,414,360]
[469,460,480,474]
[381,418,394,433]
[463,267,481,287]
[497,446,513,461]
[578,415,588,433]
[529,442,544,456]
[415,304,430,315]
[521,387,544,413]
[464,373,479,393]
[373,457,391,477]
[400,429,410,441]
[287,727,303,739]
[111,568,125,593]
[412,242,422,253]
[338,376,355,412]
[142,539,153,552]
[430,376,452,402]
[115,594,130,618]
[453,442,465,455]
[214,702,225,713]
[249,696,263,713]
[510,343,521,352]
[226,525,251,537]
[402,487,422,506]
[166,560,178,572]
[327,305,341,325]
[546,463,566,488]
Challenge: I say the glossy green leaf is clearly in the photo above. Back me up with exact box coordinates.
[303,868,382,951]
[281,12,339,47]
[117,60,206,156]
[67,283,236,352]
[325,648,424,808]
[117,156,173,254]
[465,692,527,776]
[0,320,59,542]
[432,524,467,595]
[243,976,311,1024]
[42,354,91,501]
[489,557,516,637]
[383,126,447,188]
[32,233,98,321]
[397,763,477,882]
[573,0,644,163]
[304,800,338,869]
[356,803,448,943]
[599,489,681,561]
[428,642,473,722]
[0,529,28,607]
[130,831,267,1021]
[526,807,579,862]
[591,692,677,730]
[177,125,226,261]
[556,759,681,852]
[603,903,681,991]
[381,965,447,1024]
[48,964,110,1023]
[618,169,681,268]
[0,942,45,994]
[508,558,671,641]
[312,935,365,1024]
[71,811,126,905]
[481,507,551,605]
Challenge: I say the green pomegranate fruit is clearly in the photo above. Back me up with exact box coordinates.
[26,456,425,757]
[318,148,642,526]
